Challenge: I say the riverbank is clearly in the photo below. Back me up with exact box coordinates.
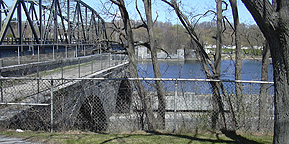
[137,54,265,62]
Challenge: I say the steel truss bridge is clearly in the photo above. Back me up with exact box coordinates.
[0,0,108,55]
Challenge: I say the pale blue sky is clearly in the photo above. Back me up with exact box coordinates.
[4,0,256,25]
[90,0,256,25]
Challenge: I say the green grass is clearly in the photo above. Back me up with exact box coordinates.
[0,130,273,144]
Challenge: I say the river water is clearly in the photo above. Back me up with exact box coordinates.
[137,60,274,81]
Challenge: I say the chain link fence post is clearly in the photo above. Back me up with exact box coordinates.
[61,59,64,80]
[173,80,178,133]
[101,54,103,70]
[83,45,86,56]
[113,54,118,66]
[109,53,111,67]
[53,45,55,61]
[75,45,78,58]
[0,59,3,67]
[18,46,20,65]
[37,64,40,103]
[37,46,40,62]
[78,58,80,78]
[50,77,54,133]
[91,56,93,74]
[0,78,3,103]
[65,45,68,59]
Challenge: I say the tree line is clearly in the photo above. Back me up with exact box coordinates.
[107,20,264,55]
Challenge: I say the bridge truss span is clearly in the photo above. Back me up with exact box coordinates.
[0,0,108,50]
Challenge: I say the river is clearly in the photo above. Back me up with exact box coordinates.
[137,60,274,81]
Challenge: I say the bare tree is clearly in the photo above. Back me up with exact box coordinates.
[162,0,229,130]
[212,0,223,130]
[215,0,222,81]
[241,0,289,143]
[141,0,166,129]
[110,0,156,131]
[258,41,270,131]
[229,0,242,118]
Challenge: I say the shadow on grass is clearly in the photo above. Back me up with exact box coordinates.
[100,135,131,144]
[150,130,262,144]
[221,129,261,144]
[99,130,262,144]
[149,131,236,144]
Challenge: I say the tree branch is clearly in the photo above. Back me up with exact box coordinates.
[135,0,147,27]
[241,0,276,40]
[193,10,216,30]
[131,23,147,29]
[110,0,121,7]
[222,0,228,12]
[153,11,159,24]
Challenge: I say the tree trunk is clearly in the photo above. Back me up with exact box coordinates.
[111,0,156,131]
[242,0,289,143]
[270,32,289,144]
[258,41,270,131]
[229,0,242,111]
[215,0,222,79]
[142,0,166,130]
[211,0,223,130]
[229,0,241,130]
[162,0,227,131]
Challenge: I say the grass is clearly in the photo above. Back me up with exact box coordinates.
[0,129,273,144]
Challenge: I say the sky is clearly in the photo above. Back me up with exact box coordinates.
[90,0,256,25]
[4,0,256,25]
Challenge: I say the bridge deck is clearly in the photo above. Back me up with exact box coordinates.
[0,55,129,127]
[0,54,128,103]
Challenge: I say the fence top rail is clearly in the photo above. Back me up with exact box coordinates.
[0,43,96,47]
[0,53,127,69]
[0,77,274,84]
[0,102,50,106]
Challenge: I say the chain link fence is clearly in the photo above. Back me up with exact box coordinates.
[0,77,274,134]
[0,44,105,67]
[0,53,128,78]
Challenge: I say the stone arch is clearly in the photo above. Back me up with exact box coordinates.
[115,79,132,113]
[75,94,107,132]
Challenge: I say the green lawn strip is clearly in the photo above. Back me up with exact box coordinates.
[0,130,272,144]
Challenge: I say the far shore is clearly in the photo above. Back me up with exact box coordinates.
[137,55,268,62]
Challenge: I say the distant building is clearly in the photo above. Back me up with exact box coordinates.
[177,49,184,60]
[136,46,148,59]
[136,46,196,60]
